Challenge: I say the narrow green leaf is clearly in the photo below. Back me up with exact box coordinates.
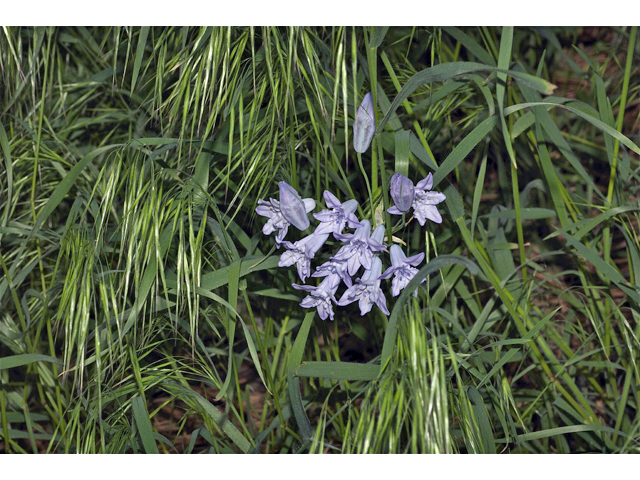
[0,119,12,235]
[470,151,488,239]
[287,311,315,441]
[444,184,465,222]
[369,27,389,49]
[215,258,241,401]
[467,386,495,453]
[131,396,159,454]
[131,26,149,94]
[497,29,517,170]
[0,354,62,370]
[295,361,379,381]
[517,424,627,442]
[532,122,570,228]
[199,255,280,291]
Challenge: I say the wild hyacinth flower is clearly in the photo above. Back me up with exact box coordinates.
[255,197,289,244]
[279,233,330,282]
[387,172,446,225]
[312,258,353,288]
[388,172,415,213]
[337,256,389,316]
[353,92,375,153]
[278,181,316,230]
[379,244,425,297]
[293,274,341,321]
[332,220,386,276]
[256,181,316,245]
[313,191,362,237]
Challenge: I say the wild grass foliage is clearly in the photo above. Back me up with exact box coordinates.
[0,26,639,453]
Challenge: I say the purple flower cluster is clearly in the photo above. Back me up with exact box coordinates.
[254,93,449,320]
[256,172,446,321]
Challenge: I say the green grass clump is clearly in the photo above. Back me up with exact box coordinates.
[1,26,639,454]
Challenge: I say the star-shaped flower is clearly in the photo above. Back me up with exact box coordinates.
[337,256,389,316]
[256,181,316,245]
[332,220,386,276]
[312,191,362,237]
[312,258,353,288]
[293,274,341,321]
[387,172,446,225]
[256,197,289,244]
[279,233,329,282]
[379,244,425,297]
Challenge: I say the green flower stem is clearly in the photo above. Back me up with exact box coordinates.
[366,27,379,194]
[377,139,393,242]
[356,151,374,221]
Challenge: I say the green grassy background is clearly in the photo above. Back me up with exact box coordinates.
[0,26,639,453]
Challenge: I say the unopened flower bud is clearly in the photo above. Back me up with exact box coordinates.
[353,93,375,153]
[389,172,415,213]
[278,181,315,231]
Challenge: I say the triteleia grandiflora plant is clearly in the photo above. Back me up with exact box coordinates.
[256,93,446,320]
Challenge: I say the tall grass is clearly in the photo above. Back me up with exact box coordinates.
[1,26,639,454]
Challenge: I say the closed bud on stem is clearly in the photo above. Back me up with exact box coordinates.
[389,172,415,213]
[278,181,315,231]
[353,92,375,153]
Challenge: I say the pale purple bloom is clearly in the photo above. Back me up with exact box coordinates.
[312,258,353,288]
[413,174,446,225]
[255,198,289,245]
[332,220,386,276]
[279,233,330,282]
[293,274,341,321]
[353,93,375,153]
[279,181,316,230]
[388,173,415,213]
[313,191,362,237]
[337,257,389,316]
[388,172,446,225]
[256,181,316,245]
[379,244,425,297]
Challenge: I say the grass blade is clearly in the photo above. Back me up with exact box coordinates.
[287,311,315,442]
[0,354,63,370]
[131,396,159,454]
[295,362,379,381]
[130,26,149,94]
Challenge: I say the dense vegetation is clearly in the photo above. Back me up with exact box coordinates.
[1,26,639,453]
